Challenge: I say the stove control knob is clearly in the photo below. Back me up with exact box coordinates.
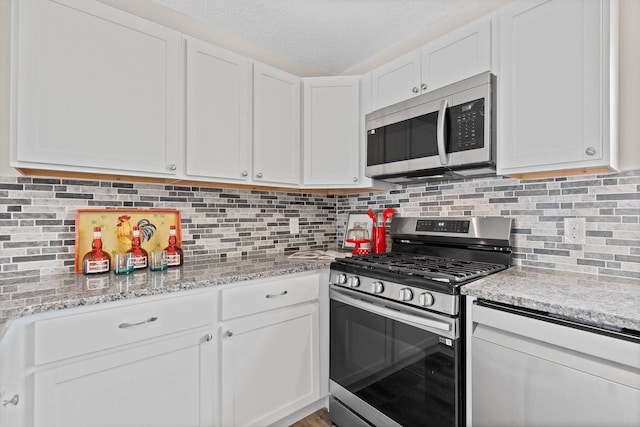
[371,281,384,294]
[336,273,347,285]
[419,292,435,307]
[349,276,361,288]
[399,288,414,301]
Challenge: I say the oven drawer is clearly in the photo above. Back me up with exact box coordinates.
[220,272,319,320]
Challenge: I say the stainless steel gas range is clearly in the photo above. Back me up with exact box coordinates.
[328,216,512,427]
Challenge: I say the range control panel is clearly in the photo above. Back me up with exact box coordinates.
[415,219,470,234]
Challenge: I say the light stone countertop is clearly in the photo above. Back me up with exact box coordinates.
[0,254,333,340]
[462,266,640,332]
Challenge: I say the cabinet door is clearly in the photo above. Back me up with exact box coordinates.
[303,77,360,186]
[13,0,181,176]
[185,36,251,182]
[497,0,611,175]
[31,329,215,427]
[220,303,320,427]
[370,50,421,110]
[420,15,492,93]
[253,63,301,186]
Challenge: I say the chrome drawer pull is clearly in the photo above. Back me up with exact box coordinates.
[118,316,158,329]
[3,394,18,407]
[266,290,288,299]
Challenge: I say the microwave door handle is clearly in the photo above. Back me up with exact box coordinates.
[437,98,450,165]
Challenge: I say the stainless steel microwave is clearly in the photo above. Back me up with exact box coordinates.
[365,72,496,183]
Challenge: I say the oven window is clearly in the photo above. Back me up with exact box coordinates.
[330,299,459,427]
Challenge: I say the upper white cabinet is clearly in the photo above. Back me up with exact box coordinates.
[421,15,492,95]
[370,15,492,111]
[497,0,616,177]
[253,63,301,186]
[303,77,361,187]
[185,36,252,183]
[370,50,422,111]
[12,0,181,177]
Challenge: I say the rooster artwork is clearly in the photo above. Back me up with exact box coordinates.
[115,215,157,253]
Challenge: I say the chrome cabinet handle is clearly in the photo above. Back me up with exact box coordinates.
[352,177,358,182]
[421,83,427,91]
[204,334,213,342]
[118,316,158,329]
[168,164,177,171]
[256,172,263,179]
[585,146,597,156]
[226,330,234,337]
[412,86,419,93]
[3,394,18,407]
[241,170,248,177]
[266,290,288,299]
[437,98,450,166]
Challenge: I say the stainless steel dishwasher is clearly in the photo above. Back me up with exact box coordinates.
[470,299,640,427]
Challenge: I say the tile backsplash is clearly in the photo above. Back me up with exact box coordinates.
[0,176,337,281]
[1,169,639,283]
[338,170,640,280]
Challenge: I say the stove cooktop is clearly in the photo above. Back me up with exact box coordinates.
[334,252,508,284]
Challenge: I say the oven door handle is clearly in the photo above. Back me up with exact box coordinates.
[331,288,453,335]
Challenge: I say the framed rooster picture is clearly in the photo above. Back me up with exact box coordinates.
[74,209,182,273]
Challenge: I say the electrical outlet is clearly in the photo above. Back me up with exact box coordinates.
[289,217,299,235]
[564,217,585,244]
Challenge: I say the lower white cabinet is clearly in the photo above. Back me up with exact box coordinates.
[6,272,325,427]
[27,291,217,427]
[217,272,322,427]
[219,303,320,427]
[31,329,214,427]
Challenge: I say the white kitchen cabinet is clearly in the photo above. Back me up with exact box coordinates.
[28,291,216,427]
[11,0,181,177]
[218,273,321,427]
[253,63,301,186]
[370,16,492,111]
[420,15,492,95]
[370,50,422,111]
[185,36,252,183]
[302,77,361,187]
[496,0,617,177]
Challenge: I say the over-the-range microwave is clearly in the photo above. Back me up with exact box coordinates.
[366,72,496,183]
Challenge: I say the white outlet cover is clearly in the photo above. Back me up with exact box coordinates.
[289,217,299,235]
[564,217,586,244]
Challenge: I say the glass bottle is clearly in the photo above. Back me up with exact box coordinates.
[82,226,111,274]
[127,226,149,269]
[164,225,184,267]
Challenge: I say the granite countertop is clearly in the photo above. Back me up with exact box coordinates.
[0,254,333,339]
[462,266,640,332]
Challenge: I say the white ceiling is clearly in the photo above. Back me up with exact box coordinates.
[151,0,476,75]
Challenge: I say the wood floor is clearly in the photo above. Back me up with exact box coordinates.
[290,408,331,427]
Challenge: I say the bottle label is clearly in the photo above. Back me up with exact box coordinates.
[167,253,181,266]
[132,255,148,269]
[85,259,109,274]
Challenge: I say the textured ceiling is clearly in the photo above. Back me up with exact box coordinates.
[152,0,476,74]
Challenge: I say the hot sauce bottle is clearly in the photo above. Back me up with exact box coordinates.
[127,226,148,269]
[164,225,183,267]
[82,226,111,274]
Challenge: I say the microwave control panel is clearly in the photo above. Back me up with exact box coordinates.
[450,98,485,152]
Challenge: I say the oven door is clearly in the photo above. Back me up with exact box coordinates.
[330,286,462,427]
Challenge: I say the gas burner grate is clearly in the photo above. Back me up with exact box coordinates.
[338,253,507,283]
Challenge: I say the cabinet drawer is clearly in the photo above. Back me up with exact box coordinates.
[220,273,319,320]
[33,291,215,366]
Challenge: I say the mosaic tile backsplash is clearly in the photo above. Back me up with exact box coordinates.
[0,176,337,282]
[338,169,640,280]
[1,168,638,290]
